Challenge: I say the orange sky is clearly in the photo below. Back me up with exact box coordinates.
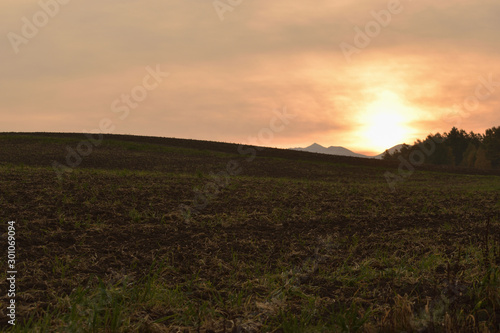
[1,0,499,156]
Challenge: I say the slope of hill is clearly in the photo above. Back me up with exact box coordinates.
[0,133,497,177]
[0,132,397,176]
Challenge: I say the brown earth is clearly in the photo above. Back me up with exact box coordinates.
[0,133,499,332]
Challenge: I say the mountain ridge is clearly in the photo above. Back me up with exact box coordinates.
[290,143,404,159]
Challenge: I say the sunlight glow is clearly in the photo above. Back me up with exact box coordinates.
[358,90,415,153]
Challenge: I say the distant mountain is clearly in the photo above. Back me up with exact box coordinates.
[290,143,404,159]
[372,144,404,159]
[291,143,368,158]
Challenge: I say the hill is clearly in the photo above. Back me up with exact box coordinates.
[0,132,497,177]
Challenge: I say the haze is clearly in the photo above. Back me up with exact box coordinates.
[1,0,499,155]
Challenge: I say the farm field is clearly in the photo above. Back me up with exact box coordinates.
[1,133,500,332]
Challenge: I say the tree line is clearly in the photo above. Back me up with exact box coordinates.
[382,126,500,169]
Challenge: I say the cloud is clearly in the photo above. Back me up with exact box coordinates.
[1,0,499,154]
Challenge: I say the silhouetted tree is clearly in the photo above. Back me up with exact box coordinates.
[460,143,478,168]
[383,126,498,169]
[423,134,454,165]
[475,147,492,169]
[382,144,408,161]
[444,127,471,166]
[483,126,500,168]
[381,149,392,160]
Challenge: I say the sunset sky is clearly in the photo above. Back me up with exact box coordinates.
[1,0,499,155]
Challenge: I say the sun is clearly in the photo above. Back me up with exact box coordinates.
[358,90,414,153]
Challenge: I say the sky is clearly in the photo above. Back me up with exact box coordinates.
[1,0,500,156]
